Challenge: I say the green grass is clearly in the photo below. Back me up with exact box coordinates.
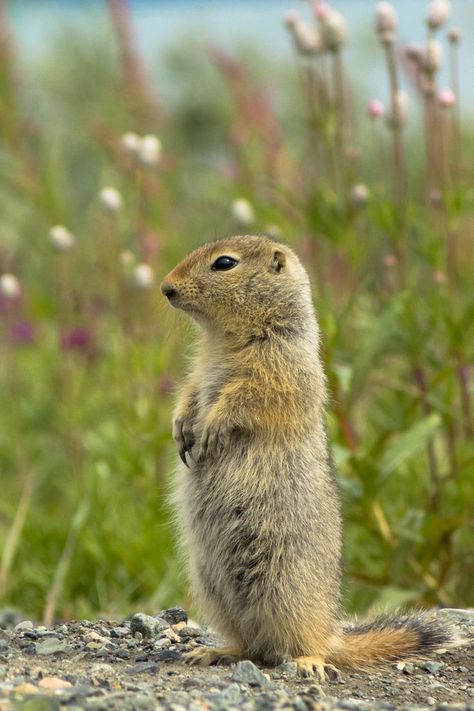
[0,5,473,623]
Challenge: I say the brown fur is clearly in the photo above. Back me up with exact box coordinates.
[160,234,454,681]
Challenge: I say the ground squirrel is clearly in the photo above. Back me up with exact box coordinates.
[160,234,453,681]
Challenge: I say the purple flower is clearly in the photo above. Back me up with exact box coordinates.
[60,327,93,353]
[10,320,37,345]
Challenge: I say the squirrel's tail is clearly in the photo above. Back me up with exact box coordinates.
[327,613,455,668]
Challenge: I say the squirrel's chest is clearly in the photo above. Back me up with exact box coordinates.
[195,369,229,416]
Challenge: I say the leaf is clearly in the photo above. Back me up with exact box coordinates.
[369,585,421,611]
[380,414,442,480]
[348,292,408,406]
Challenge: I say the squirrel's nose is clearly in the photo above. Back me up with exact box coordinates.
[161,282,178,300]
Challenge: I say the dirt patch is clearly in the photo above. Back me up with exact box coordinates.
[0,608,472,710]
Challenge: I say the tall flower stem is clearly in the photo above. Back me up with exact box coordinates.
[0,302,34,599]
[383,41,406,205]
[449,38,461,180]
[332,49,347,201]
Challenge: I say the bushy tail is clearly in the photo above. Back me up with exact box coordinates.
[327,613,456,668]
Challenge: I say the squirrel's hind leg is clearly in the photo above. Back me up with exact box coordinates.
[294,655,341,682]
[183,646,245,667]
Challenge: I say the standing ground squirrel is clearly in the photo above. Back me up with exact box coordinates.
[160,234,454,681]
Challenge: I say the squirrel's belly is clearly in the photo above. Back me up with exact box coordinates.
[175,446,342,652]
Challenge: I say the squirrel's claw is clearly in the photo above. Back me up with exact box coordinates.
[197,423,228,462]
[179,445,189,467]
[173,417,195,467]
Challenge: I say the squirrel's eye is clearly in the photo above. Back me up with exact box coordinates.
[211,256,239,271]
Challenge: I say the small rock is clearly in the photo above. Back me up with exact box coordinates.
[159,628,180,643]
[38,677,73,690]
[161,608,188,625]
[111,627,129,638]
[130,613,169,638]
[126,662,159,675]
[154,638,171,649]
[90,663,113,675]
[36,638,69,656]
[0,641,8,652]
[220,682,242,702]
[422,660,444,674]
[275,660,298,677]
[459,666,469,673]
[306,683,326,698]
[85,642,103,650]
[154,649,181,662]
[14,620,34,632]
[181,677,204,690]
[230,660,273,688]
[83,631,109,644]
[436,608,474,623]
[174,625,202,639]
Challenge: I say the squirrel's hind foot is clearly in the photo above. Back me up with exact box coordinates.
[294,656,341,682]
[183,646,244,667]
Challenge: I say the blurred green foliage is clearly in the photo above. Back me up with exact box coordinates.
[0,5,473,624]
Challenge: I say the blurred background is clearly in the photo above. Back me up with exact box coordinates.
[0,0,473,625]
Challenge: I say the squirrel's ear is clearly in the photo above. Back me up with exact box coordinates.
[271,250,286,273]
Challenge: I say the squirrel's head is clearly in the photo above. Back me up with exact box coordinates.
[160,235,314,342]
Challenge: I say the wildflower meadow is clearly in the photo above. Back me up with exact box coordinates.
[0,0,473,624]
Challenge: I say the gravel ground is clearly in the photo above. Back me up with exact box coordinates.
[0,608,473,711]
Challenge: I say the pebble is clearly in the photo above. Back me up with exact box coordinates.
[274,660,298,677]
[230,660,273,688]
[111,626,129,638]
[36,638,69,655]
[421,660,444,674]
[14,620,34,632]
[161,608,188,626]
[130,613,170,637]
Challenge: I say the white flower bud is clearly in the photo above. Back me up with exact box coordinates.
[426,0,451,30]
[423,39,443,73]
[231,198,255,227]
[375,2,397,42]
[48,225,75,251]
[121,132,141,155]
[287,18,322,56]
[320,9,348,51]
[350,183,370,207]
[386,90,409,128]
[99,186,123,213]
[0,273,21,298]
[137,135,162,166]
[120,250,136,268]
[131,263,155,289]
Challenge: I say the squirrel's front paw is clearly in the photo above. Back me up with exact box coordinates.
[197,421,230,462]
[173,417,195,467]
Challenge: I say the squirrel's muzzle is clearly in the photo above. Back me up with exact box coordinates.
[160,282,178,301]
